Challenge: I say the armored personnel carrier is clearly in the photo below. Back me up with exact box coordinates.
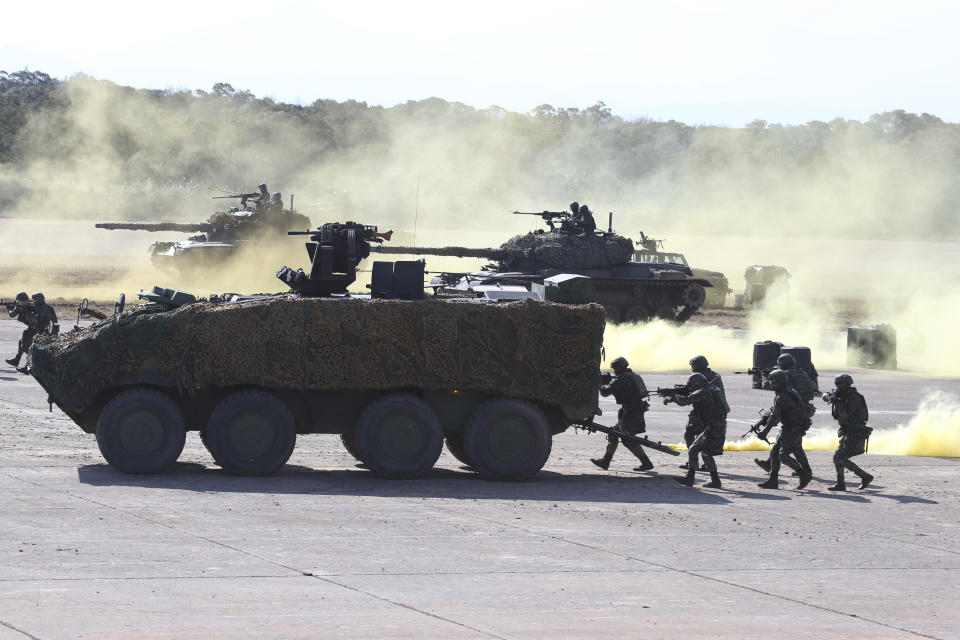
[96,192,311,272]
[369,212,712,323]
[29,222,605,482]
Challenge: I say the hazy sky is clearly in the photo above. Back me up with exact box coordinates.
[4,0,956,125]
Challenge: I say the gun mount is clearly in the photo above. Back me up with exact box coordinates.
[369,212,712,324]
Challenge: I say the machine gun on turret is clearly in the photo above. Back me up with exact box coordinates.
[512,210,572,231]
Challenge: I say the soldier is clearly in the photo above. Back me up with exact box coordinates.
[670,373,727,488]
[577,204,597,234]
[824,374,874,491]
[757,369,813,490]
[5,292,34,368]
[255,183,270,210]
[590,356,654,472]
[270,192,284,212]
[754,353,813,475]
[681,355,729,470]
[560,201,581,233]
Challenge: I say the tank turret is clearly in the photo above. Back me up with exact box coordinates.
[369,213,710,324]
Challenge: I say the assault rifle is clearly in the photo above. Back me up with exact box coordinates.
[741,409,773,444]
[578,415,680,456]
[2,299,34,312]
[733,367,773,377]
[652,385,687,403]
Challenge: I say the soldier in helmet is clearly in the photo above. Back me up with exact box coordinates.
[754,352,814,476]
[270,192,284,212]
[8,292,58,373]
[756,369,813,490]
[823,374,874,491]
[681,355,729,470]
[669,373,728,488]
[5,292,34,369]
[255,183,270,210]
[560,201,581,233]
[591,356,654,472]
[577,204,597,235]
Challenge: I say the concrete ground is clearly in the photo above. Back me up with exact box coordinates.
[0,318,957,639]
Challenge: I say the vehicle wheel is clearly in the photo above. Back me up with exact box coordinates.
[623,305,649,324]
[206,390,296,476]
[96,388,187,474]
[354,394,443,479]
[445,433,471,466]
[602,305,620,324]
[681,283,706,308]
[654,306,677,321]
[463,398,552,481]
[341,431,361,460]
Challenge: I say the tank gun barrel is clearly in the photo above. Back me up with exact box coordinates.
[95,222,214,233]
[368,245,509,261]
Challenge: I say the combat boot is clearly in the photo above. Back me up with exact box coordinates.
[633,461,654,472]
[758,475,779,489]
[5,355,20,367]
[590,458,610,471]
[678,462,689,469]
[754,457,771,473]
[796,470,813,490]
[704,472,722,489]
[675,471,695,487]
[858,473,874,490]
[828,467,846,491]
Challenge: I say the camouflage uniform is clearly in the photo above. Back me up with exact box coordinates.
[758,371,812,489]
[825,377,874,491]
[592,359,653,471]
[674,374,727,488]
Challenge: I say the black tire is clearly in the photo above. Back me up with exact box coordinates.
[681,283,706,308]
[199,429,214,456]
[206,390,297,476]
[463,398,552,481]
[354,394,443,479]
[602,305,620,324]
[96,387,187,474]
[623,305,649,324]
[655,306,677,322]
[445,433,471,466]
[341,431,361,461]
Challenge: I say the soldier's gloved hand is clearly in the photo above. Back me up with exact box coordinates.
[821,392,833,403]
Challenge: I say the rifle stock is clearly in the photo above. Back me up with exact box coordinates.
[579,419,680,456]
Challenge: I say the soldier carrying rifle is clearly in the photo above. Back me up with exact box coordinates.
[4,291,58,373]
[823,374,874,491]
[590,357,655,472]
[668,373,728,489]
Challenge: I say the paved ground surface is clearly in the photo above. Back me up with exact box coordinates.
[0,318,957,639]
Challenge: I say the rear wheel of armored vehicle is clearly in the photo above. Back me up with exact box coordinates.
[602,306,620,324]
[654,306,677,322]
[444,434,472,466]
[96,388,187,474]
[206,390,297,476]
[355,394,443,479]
[463,399,552,481]
[340,431,361,461]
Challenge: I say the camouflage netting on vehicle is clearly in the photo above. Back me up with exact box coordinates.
[31,297,605,414]
[499,231,634,270]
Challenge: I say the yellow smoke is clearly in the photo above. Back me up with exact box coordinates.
[674,392,960,457]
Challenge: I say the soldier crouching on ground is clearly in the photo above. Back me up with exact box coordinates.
[757,369,813,490]
[824,374,874,491]
[670,373,728,488]
[591,357,654,472]
[5,292,34,369]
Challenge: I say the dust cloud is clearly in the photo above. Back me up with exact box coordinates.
[719,392,960,458]
[1,75,959,381]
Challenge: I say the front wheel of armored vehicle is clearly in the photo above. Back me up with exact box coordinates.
[96,388,187,474]
[354,394,443,479]
[206,390,297,476]
[463,399,552,481]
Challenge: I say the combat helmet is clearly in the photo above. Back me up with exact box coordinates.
[31,292,45,305]
[689,355,709,372]
[15,292,28,302]
[687,372,707,390]
[834,373,854,388]
[776,353,796,369]
[768,369,789,390]
[610,356,629,373]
